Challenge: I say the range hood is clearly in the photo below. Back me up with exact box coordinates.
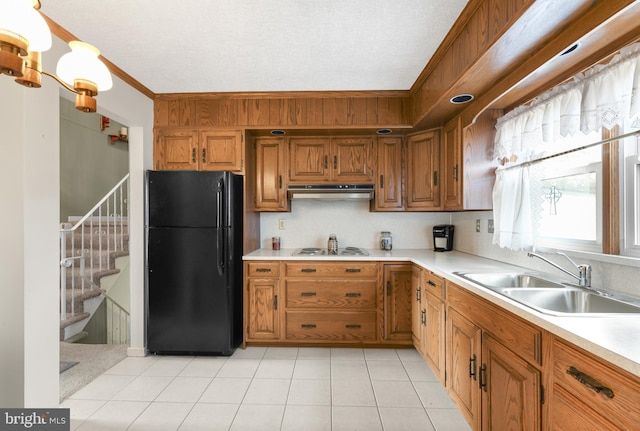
[287,184,374,200]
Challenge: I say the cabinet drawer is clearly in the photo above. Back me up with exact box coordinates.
[286,311,376,341]
[286,280,376,309]
[423,272,445,299]
[248,262,280,277]
[552,338,640,430]
[285,262,377,278]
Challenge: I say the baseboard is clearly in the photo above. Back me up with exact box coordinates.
[127,346,148,357]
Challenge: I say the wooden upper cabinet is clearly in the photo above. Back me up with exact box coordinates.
[331,137,374,183]
[372,136,403,211]
[200,130,244,172]
[255,137,288,211]
[443,116,463,210]
[288,137,331,182]
[154,128,244,172]
[288,136,374,183]
[155,129,198,170]
[406,129,441,210]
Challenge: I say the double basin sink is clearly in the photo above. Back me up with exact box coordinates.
[453,271,640,316]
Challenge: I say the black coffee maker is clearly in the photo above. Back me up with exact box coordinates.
[433,225,454,252]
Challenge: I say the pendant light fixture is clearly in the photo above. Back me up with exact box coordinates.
[0,0,112,113]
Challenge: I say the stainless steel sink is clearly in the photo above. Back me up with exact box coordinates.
[454,272,565,289]
[501,288,640,315]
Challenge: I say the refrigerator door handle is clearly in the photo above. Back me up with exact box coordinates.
[216,184,223,228]
[217,229,225,276]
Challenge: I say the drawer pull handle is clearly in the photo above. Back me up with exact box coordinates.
[345,324,361,329]
[345,292,361,297]
[416,287,422,302]
[567,366,614,399]
[427,280,437,287]
[301,324,317,329]
[469,354,477,380]
[479,364,487,392]
[301,268,317,273]
[345,268,361,273]
[301,292,317,297]
[255,268,272,273]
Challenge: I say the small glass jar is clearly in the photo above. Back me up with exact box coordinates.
[328,234,338,255]
[272,236,281,250]
[380,231,392,251]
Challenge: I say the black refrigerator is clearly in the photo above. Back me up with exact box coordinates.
[145,170,243,355]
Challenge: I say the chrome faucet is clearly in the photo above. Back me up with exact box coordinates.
[527,252,592,288]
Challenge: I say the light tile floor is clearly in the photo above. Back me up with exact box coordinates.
[61,347,472,431]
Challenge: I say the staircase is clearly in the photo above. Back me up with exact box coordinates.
[60,174,130,343]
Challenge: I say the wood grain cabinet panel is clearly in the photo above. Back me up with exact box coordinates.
[200,130,243,172]
[382,264,413,341]
[331,137,374,183]
[288,137,331,182]
[406,129,441,210]
[372,136,404,211]
[255,137,288,211]
[443,116,462,210]
[424,290,446,385]
[285,311,377,341]
[154,129,198,170]
[247,277,280,341]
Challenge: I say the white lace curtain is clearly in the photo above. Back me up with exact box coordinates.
[492,43,640,250]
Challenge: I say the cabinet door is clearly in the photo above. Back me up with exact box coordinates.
[155,129,198,170]
[288,137,330,182]
[383,264,413,341]
[443,116,463,210]
[411,267,424,354]
[424,291,446,385]
[247,278,280,340]
[331,137,374,183]
[406,130,441,210]
[373,136,404,210]
[200,130,243,172]
[446,307,481,431]
[482,334,541,431]
[255,137,287,211]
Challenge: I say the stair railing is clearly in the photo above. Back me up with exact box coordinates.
[60,174,129,328]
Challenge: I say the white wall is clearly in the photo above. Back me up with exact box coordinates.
[260,200,452,250]
[0,34,153,407]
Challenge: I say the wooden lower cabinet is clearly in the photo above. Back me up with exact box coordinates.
[446,282,542,431]
[246,277,280,341]
[382,264,413,342]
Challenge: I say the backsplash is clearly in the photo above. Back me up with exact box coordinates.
[259,200,451,250]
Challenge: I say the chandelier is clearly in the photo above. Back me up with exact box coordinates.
[0,0,112,112]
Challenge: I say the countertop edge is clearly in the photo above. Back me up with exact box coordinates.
[243,248,640,377]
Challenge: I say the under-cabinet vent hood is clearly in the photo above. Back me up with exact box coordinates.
[287,184,374,200]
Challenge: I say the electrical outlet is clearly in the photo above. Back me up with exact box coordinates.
[488,219,494,233]
[476,219,481,233]
[279,219,286,230]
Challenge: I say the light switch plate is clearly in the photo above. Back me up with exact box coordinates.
[488,219,494,233]
[476,219,481,233]
[279,219,286,230]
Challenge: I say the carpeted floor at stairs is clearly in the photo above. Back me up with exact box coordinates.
[59,341,128,403]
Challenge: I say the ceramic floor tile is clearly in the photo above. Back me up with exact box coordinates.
[111,375,173,401]
[141,357,193,377]
[254,359,296,379]
[330,348,365,360]
[331,380,376,407]
[69,374,136,400]
[372,381,423,408]
[229,346,267,359]
[59,399,106,431]
[363,348,401,361]
[243,378,290,405]
[331,359,370,380]
[216,358,261,378]
[264,347,299,359]
[379,407,436,431]
[396,348,425,362]
[414,381,457,409]
[332,406,383,431]
[179,357,227,377]
[229,404,285,431]
[128,401,193,431]
[403,360,439,382]
[103,356,158,376]
[293,358,331,379]
[287,379,331,405]
[75,400,149,431]
[367,360,410,381]
[179,403,239,431]
[198,377,251,404]
[281,405,331,431]
[426,408,473,431]
[296,347,331,359]
[155,376,211,403]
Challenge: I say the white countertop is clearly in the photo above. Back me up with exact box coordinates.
[244,248,640,377]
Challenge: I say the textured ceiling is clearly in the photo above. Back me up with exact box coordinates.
[40,0,469,95]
